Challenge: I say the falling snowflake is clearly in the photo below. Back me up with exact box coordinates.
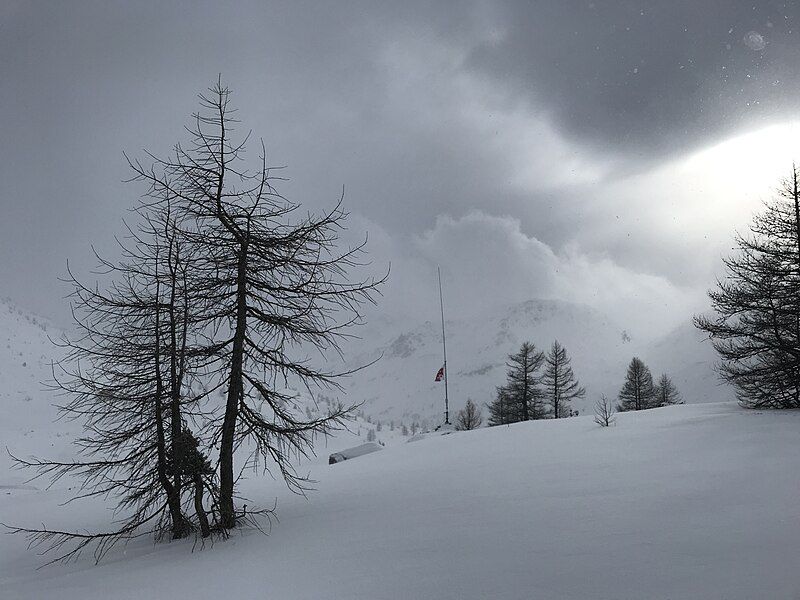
[743,30,766,51]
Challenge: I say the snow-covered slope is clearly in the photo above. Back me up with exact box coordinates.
[643,319,734,404]
[342,299,731,425]
[0,298,791,599]
[341,299,629,425]
[0,298,74,479]
[3,402,800,599]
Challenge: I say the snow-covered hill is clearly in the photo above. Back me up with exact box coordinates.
[0,293,732,442]
[0,298,75,479]
[643,319,734,404]
[4,402,800,599]
[341,299,732,425]
[0,297,793,599]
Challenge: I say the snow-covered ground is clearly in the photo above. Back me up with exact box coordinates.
[3,401,800,599]
[0,298,79,482]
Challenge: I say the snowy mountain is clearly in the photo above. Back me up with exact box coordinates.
[0,294,732,447]
[340,299,612,425]
[341,298,732,425]
[0,297,400,479]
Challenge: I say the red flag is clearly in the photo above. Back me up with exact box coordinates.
[434,365,445,382]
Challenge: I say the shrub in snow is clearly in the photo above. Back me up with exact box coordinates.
[455,399,483,430]
[594,395,615,427]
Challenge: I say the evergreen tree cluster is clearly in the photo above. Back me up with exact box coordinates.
[616,357,682,412]
[488,340,585,425]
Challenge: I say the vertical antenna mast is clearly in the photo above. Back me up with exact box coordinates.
[438,266,450,424]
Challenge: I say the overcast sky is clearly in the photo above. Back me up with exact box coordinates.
[2,1,799,338]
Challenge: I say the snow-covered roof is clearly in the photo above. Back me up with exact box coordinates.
[329,442,383,463]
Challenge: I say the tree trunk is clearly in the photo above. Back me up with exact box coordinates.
[154,279,189,539]
[521,354,529,421]
[553,356,560,418]
[168,252,183,501]
[194,474,211,538]
[792,166,800,406]
[219,243,248,529]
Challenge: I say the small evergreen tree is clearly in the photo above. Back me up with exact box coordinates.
[487,387,512,426]
[541,340,585,418]
[617,357,656,411]
[455,399,483,430]
[654,374,682,406]
[169,428,214,538]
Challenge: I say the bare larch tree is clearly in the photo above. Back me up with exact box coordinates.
[7,200,213,563]
[455,399,483,430]
[593,395,616,427]
[126,80,385,529]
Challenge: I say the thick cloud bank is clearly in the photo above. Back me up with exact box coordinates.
[357,210,699,339]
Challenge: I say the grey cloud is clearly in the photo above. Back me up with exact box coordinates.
[465,0,800,161]
[0,0,796,331]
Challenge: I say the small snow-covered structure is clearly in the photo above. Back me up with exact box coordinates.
[328,442,383,465]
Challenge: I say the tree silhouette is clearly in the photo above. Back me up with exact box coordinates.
[696,166,800,408]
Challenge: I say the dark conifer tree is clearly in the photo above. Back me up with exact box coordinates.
[654,374,682,407]
[695,166,800,408]
[488,342,545,424]
[616,357,656,412]
[507,342,546,421]
[487,386,512,426]
[541,340,585,418]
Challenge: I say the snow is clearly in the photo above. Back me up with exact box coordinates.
[0,299,78,482]
[329,442,383,463]
[4,401,800,599]
[342,298,734,424]
[0,298,794,599]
